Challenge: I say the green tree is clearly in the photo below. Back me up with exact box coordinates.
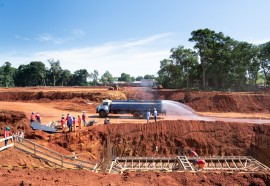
[89,70,99,86]
[72,69,89,86]
[258,41,270,86]
[144,74,156,79]
[1,62,16,87]
[118,73,132,82]
[59,69,72,86]
[135,76,143,81]
[101,71,114,86]
[48,59,62,86]
[170,46,198,88]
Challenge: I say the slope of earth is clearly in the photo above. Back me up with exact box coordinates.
[124,87,270,114]
[1,87,270,185]
[0,168,270,186]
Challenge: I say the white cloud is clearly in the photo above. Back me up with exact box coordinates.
[72,29,86,38]
[2,33,174,77]
[15,34,30,41]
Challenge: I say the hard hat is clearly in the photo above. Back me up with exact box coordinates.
[32,112,34,114]
[6,126,10,130]
[83,111,86,113]
[193,159,198,164]
[188,149,192,153]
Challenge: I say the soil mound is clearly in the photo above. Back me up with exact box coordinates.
[0,110,30,133]
[0,90,127,102]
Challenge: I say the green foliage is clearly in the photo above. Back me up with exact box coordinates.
[118,73,132,82]
[101,71,114,85]
[14,61,46,86]
[71,69,89,86]
[135,76,143,81]
[89,70,99,86]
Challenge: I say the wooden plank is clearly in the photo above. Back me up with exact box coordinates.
[0,143,14,151]
[0,136,13,142]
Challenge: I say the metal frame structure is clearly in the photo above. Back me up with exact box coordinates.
[109,156,270,173]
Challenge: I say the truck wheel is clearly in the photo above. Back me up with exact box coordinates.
[133,112,140,118]
[99,110,107,118]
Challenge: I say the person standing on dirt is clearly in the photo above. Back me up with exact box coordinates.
[188,149,199,158]
[4,126,11,146]
[65,114,69,127]
[67,115,73,132]
[193,159,206,171]
[146,109,151,123]
[153,108,158,122]
[35,112,41,123]
[60,115,66,132]
[73,117,76,131]
[82,111,87,126]
[77,115,82,129]
[30,112,35,123]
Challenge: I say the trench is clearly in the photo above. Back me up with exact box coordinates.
[97,121,270,169]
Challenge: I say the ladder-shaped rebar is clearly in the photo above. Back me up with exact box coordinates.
[177,156,195,171]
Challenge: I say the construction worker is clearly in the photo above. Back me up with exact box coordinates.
[77,115,82,129]
[60,115,66,131]
[146,109,150,123]
[65,113,69,127]
[4,126,11,146]
[104,118,110,124]
[30,112,35,122]
[193,159,206,171]
[67,115,73,132]
[188,149,199,158]
[73,117,76,131]
[35,112,41,123]
[82,111,87,126]
[153,108,158,122]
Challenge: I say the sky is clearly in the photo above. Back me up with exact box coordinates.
[0,0,270,78]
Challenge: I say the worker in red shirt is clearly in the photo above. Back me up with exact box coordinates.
[30,112,35,122]
[65,114,70,127]
[35,112,41,123]
[82,111,87,126]
[4,126,11,146]
[188,149,199,158]
[193,159,206,171]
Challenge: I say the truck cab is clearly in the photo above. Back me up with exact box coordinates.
[96,99,111,117]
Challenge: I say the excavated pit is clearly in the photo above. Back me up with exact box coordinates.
[1,87,270,185]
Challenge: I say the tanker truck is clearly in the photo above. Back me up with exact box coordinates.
[96,99,166,118]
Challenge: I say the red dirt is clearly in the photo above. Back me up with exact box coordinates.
[1,87,270,185]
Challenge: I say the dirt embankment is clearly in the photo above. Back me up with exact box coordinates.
[0,90,127,102]
[124,87,270,113]
[19,120,270,167]
[0,110,30,133]
[1,168,269,186]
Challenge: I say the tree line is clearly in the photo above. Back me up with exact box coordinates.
[0,59,155,87]
[0,28,269,90]
[158,28,270,90]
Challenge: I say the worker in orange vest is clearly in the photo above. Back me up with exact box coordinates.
[77,115,82,129]
[60,115,66,132]
[193,159,206,171]
[73,117,76,131]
